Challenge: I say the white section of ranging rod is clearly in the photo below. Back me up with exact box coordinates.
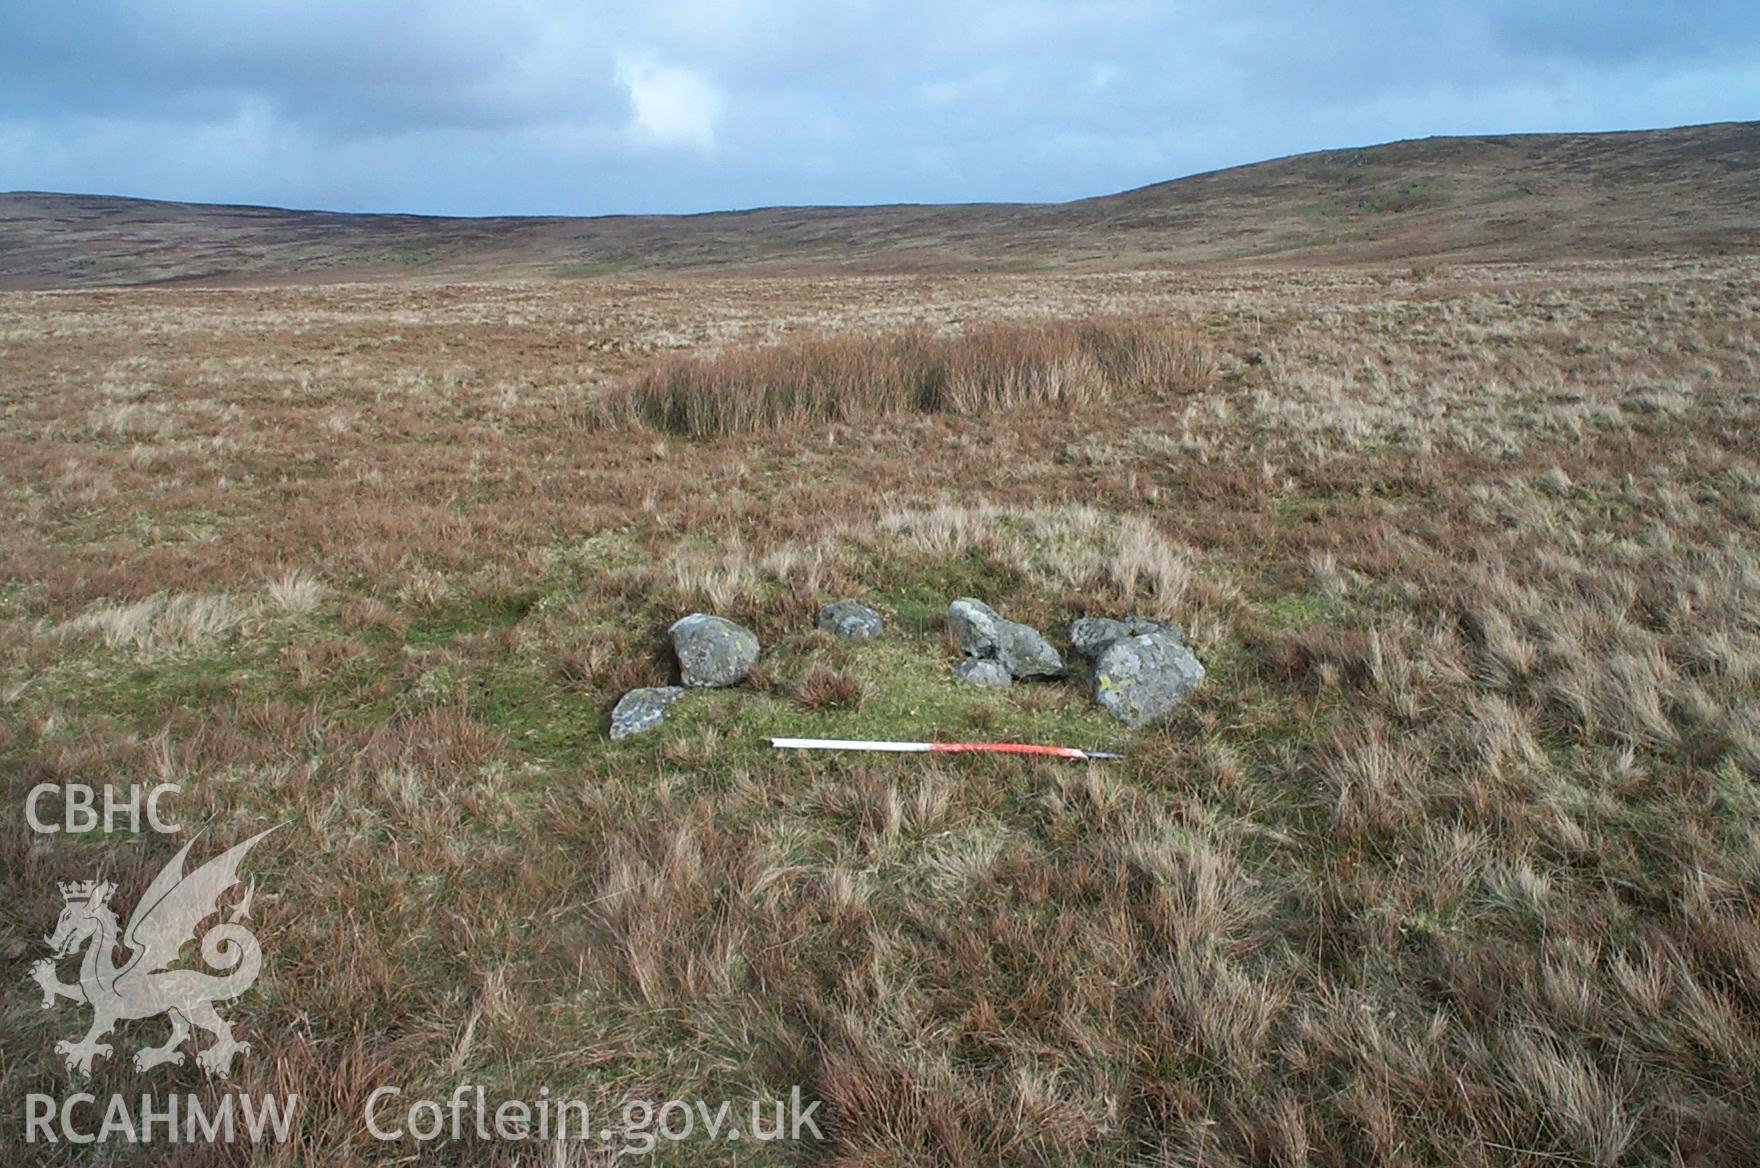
[768,737,1122,760]
[769,738,931,753]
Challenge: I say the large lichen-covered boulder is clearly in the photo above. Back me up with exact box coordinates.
[953,659,1012,688]
[946,598,1066,680]
[610,686,686,740]
[818,600,885,642]
[1092,631,1204,728]
[1070,616,1183,661]
[668,613,760,687]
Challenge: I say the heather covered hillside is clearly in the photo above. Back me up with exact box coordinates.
[4,121,1757,289]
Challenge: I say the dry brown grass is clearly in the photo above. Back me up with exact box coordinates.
[2,259,1759,1165]
[792,665,868,711]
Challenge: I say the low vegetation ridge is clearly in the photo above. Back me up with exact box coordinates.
[3,120,1757,288]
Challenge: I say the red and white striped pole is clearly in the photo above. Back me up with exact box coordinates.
[769,737,1122,761]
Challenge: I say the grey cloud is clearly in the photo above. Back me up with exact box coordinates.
[1,0,1756,215]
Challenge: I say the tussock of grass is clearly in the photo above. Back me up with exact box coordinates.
[57,570,331,658]
[63,591,244,653]
[605,316,1212,437]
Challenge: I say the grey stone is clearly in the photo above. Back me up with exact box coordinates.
[946,598,1004,656]
[946,598,1067,680]
[1070,616,1183,661]
[610,686,686,740]
[953,659,1013,688]
[992,621,1066,679]
[818,600,885,642]
[1092,631,1205,728]
[668,613,760,687]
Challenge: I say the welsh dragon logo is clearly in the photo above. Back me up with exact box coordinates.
[29,828,276,1078]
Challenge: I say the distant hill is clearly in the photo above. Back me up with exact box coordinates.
[3,121,1756,288]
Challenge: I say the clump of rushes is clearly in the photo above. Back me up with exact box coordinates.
[605,316,1212,437]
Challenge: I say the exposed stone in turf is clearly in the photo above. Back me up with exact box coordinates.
[818,600,885,641]
[946,597,1066,680]
[1092,630,1204,728]
[1070,615,1183,661]
[953,659,1013,688]
[669,613,760,687]
[610,686,687,740]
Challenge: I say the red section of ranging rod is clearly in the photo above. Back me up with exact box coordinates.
[931,742,1095,760]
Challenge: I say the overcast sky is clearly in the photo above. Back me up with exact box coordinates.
[2,1,1756,216]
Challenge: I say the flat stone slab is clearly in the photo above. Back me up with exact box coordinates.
[818,600,884,641]
[953,659,1013,688]
[610,686,687,740]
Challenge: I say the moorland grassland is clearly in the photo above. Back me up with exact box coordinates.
[3,257,1760,1165]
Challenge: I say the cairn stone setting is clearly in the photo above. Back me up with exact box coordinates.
[668,613,760,687]
[818,600,885,642]
[947,598,1004,656]
[946,598,1066,680]
[610,686,687,740]
[1070,616,1183,661]
[953,659,1013,688]
[1091,630,1204,728]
